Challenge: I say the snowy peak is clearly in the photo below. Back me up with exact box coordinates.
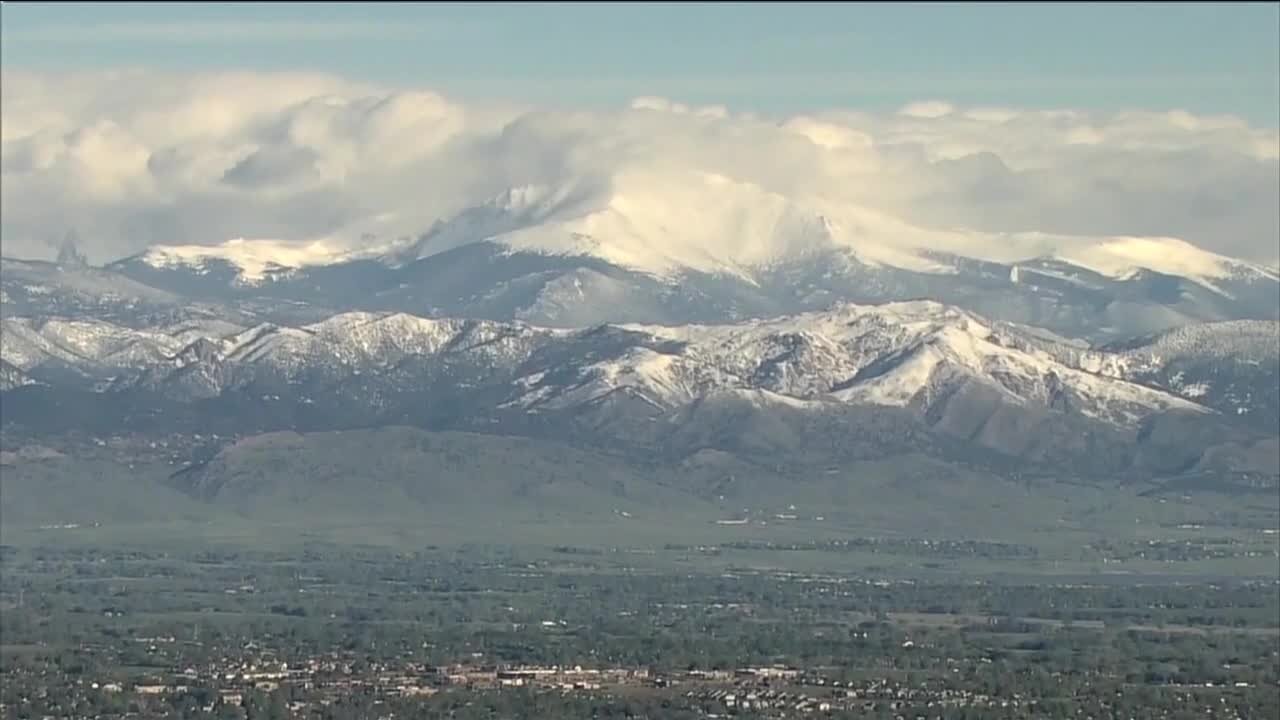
[165,302,1216,427]
[14,173,1270,345]
[1053,236,1280,287]
[407,170,849,280]
[835,321,1205,425]
[605,301,1204,425]
[5,301,1271,435]
[122,237,367,285]
[398,169,1278,288]
[6,301,1278,481]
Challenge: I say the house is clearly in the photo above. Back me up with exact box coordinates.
[396,685,438,697]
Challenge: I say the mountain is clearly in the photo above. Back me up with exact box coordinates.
[0,302,1196,415]
[89,235,1278,344]
[21,170,1259,342]
[105,237,377,293]
[0,257,180,320]
[165,426,695,523]
[0,359,38,391]
[1101,320,1280,434]
[4,172,1277,540]
[10,423,1200,546]
[3,302,1275,483]
[394,173,1279,290]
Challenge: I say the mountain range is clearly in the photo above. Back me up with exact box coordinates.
[7,174,1278,341]
[2,180,1278,538]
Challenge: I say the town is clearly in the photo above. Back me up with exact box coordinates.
[6,644,1272,719]
[2,545,1276,719]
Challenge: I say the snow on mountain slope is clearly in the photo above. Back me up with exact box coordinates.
[609,301,1206,425]
[2,301,1234,430]
[1099,320,1280,425]
[0,359,38,391]
[408,171,861,282]
[495,302,958,411]
[520,346,705,411]
[0,317,185,371]
[153,316,248,346]
[835,323,1205,425]
[1109,319,1280,363]
[613,301,961,397]
[401,169,1276,288]
[1,319,86,369]
[40,166,1269,344]
[152,302,1213,427]
[127,237,385,285]
[1049,236,1279,296]
[140,311,563,397]
[0,258,181,318]
[406,171,990,279]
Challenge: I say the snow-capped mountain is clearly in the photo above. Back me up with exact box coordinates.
[54,199,1270,344]
[25,168,1265,343]
[0,258,180,319]
[116,237,387,286]
[399,171,1278,288]
[0,316,191,384]
[4,294,1275,480]
[3,168,1276,482]
[398,173,868,281]
[1100,320,1280,432]
[73,239,1276,346]
[3,301,1263,427]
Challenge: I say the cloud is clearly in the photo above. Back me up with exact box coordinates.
[898,101,955,119]
[1,70,1276,266]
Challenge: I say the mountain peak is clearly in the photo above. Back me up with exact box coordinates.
[397,168,1270,288]
[124,238,360,285]
[406,170,856,280]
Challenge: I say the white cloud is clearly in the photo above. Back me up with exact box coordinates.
[1,69,1276,267]
[898,100,955,119]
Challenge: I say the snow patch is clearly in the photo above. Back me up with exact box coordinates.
[1053,236,1275,286]
[140,237,360,283]
[6,300,1229,429]
[403,171,1275,291]
[1179,382,1210,398]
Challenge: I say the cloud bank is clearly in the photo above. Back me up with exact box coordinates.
[2,69,1277,266]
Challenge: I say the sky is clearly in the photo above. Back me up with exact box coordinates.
[1,3,1277,267]
[4,2,1278,124]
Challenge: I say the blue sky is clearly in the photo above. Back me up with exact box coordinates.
[3,2,1278,123]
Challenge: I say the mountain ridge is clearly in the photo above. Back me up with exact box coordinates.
[4,167,1271,342]
[94,172,1280,289]
[3,301,1275,484]
[4,180,1277,507]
